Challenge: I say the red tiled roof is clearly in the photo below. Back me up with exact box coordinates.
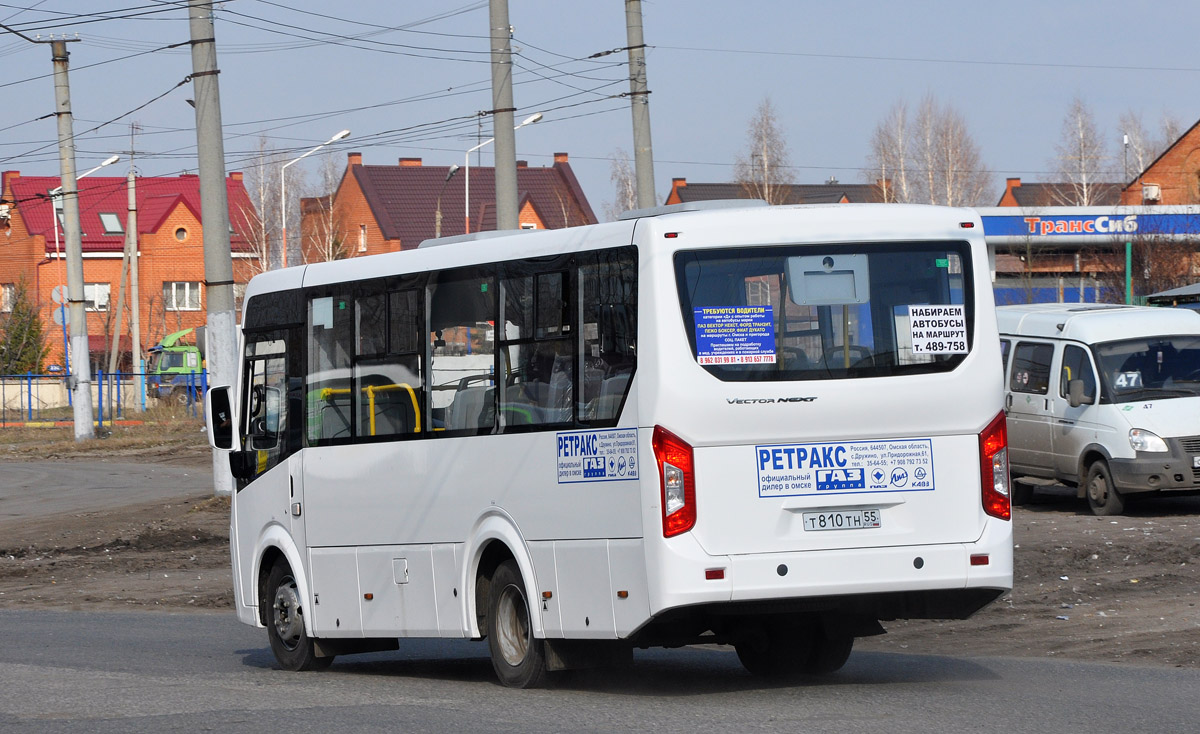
[351,160,597,245]
[999,181,1123,207]
[672,181,887,205]
[7,173,256,254]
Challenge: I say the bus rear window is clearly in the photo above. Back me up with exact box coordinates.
[674,242,973,381]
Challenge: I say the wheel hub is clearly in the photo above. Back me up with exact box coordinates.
[273,580,305,651]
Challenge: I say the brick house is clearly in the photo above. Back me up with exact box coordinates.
[0,171,259,371]
[1121,118,1200,205]
[665,177,890,206]
[299,152,596,262]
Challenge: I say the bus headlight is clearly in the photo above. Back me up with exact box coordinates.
[1129,428,1169,453]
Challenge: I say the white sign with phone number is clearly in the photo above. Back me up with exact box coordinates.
[909,304,967,355]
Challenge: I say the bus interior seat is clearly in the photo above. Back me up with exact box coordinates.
[827,345,874,367]
[446,384,493,431]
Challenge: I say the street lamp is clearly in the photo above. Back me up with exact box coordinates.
[463,112,542,234]
[280,129,350,268]
[49,154,119,378]
[51,154,120,260]
[434,164,460,239]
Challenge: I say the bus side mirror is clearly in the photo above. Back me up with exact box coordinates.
[206,385,234,450]
[228,450,258,481]
[1068,379,1089,408]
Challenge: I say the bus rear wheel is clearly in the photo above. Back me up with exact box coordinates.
[265,561,332,672]
[486,559,547,688]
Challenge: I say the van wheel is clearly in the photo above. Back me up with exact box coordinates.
[1086,460,1125,516]
[1011,481,1034,506]
[487,560,547,688]
[265,561,332,671]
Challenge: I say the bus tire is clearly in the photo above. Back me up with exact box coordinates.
[487,559,547,688]
[265,560,332,672]
[1086,460,1125,516]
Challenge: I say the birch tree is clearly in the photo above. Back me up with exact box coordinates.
[303,153,347,263]
[604,148,637,221]
[241,135,306,271]
[869,94,992,206]
[733,97,795,204]
[1051,96,1110,205]
[866,100,911,202]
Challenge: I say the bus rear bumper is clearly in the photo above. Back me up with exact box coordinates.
[648,519,1012,621]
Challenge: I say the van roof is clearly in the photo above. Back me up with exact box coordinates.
[996,303,1200,342]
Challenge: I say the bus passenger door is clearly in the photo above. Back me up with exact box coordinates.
[235,332,306,602]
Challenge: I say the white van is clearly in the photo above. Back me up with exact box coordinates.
[997,303,1200,515]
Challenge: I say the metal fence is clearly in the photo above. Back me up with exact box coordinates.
[0,369,206,427]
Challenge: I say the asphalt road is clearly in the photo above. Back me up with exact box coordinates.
[1,609,1198,734]
[0,461,212,521]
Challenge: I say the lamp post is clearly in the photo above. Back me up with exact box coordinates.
[463,112,542,234]
[50,154,120,379]
[434,164,460,239]
[280,129,350,268]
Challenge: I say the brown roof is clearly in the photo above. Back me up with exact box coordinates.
[672,181,887,205]
[351,158,596,245]
[1000,181,1123,207]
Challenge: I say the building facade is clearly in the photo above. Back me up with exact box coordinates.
[0,171,259,372]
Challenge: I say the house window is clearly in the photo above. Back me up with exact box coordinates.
[163,281,202,311]
[233,283,247,312]
[83,283,110,312]
[99,213,123,235]
[0,283,14,312]
[359,225,367,252]
[520,223,537,230]
[175,227,188,241]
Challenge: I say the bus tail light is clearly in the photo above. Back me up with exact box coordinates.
[653,425,696,537]
[979,411,1011,521]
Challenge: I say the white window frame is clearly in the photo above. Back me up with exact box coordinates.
[163,281,202,311]
[99,213,124,235]
[83,282,110,312]
[0,283,14,313]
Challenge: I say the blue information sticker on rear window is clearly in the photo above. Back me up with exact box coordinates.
[557,429,639,484]
[694,306,776,365]
[755,439,935,497]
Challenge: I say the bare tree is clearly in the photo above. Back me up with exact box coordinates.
[604,148,637,220]
[303,153,347,263]
[876,94,992,206]
[1118,110,1155,181]
[1051,96,1111,205]
[733,97,795,204]
[241,135,305,271]
[865,100,911,202]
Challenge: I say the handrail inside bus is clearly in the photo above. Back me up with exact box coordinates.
[318,383,422,436]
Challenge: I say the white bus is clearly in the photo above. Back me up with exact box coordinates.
[207,201,1013,687]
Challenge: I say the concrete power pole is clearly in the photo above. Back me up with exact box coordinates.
[50,38,95,441]
[625,0,657,208]
[188,0,236,496]
[489,0,519,230]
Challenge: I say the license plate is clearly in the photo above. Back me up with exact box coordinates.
[802,508,881,531]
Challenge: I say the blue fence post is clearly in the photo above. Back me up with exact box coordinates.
[26,371,33,422]
[98,368,104,430]
[200,368,208,419]
[116,370,123,419]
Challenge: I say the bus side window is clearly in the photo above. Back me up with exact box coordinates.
[499,269,574,428]
[355,289,424,438]
[581,249,637,423]
[429,268,496,434]
[307,295,354,443]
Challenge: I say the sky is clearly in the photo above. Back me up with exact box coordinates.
[2,1,1200,220]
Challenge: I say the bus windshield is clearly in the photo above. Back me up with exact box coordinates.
[1094,335,1200,401]
[674,242,972,381]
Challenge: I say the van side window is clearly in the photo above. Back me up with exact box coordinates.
[1010,342,1053,394]
[1060,344,1097,402]
[1000,339,1011,374]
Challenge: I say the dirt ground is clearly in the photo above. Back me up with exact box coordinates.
[2,420,1199,668]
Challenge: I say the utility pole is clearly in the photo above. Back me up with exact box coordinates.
[489,0,518,230]
[108,160,139,408]
[625,0,657,208]
[51,38,95,441]
[189,0,236,496]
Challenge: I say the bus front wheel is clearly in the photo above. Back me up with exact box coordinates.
[486,559,547,688]
[265,561,332,672]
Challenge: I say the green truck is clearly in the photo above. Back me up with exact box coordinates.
[146,327,205,404]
